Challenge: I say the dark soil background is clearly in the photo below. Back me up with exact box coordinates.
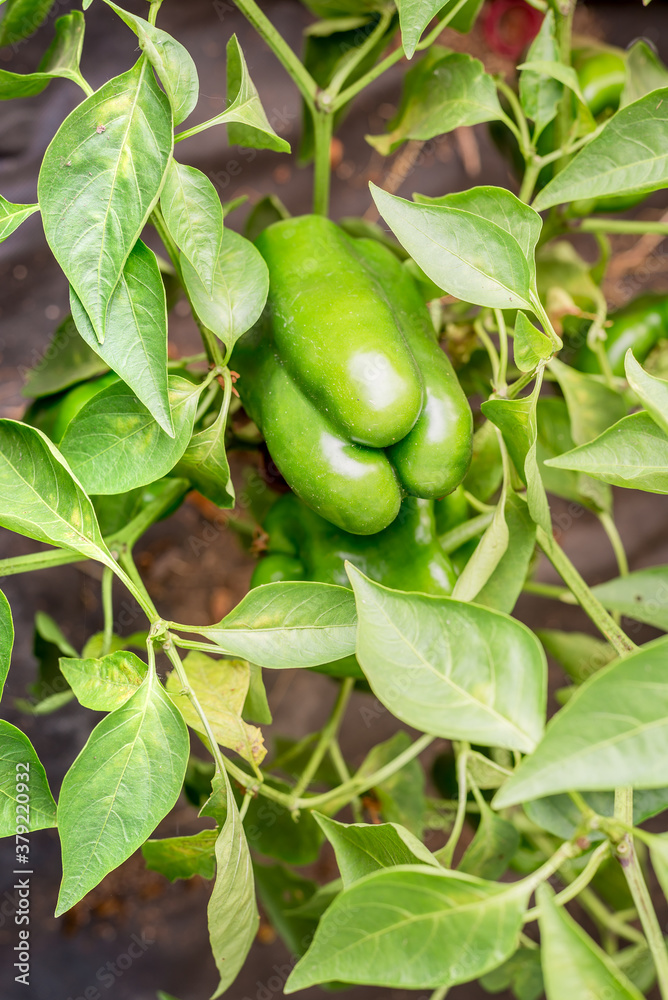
[1,2,668,998]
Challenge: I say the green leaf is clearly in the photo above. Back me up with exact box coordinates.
[536,629,615,685]
[550,358,627,446]
[589,567,668,632]
[0,721,57,834]
[196,581,357,669]
[38,57,173,342]
[467,750,513,790]
[285,866,532,992]
[518,60,589,110]
[519,10,561,139]
[181,229,269,355]
[355,730,426,836]
[536,396,610,512]
[451,480,509,602]
[0,0,54,46]
[526,788,668,842]
[397,0,483,58]
[346,565,546,752]
[0,193,38,243]
[533,88,668,211]
[545,411,668,494]
[165,652,266,766]
[174,402,234,508]
[56,670,189,915]
[514,311,553,373]
[0,11,85,100]
[367,47,503,155]
[494,636,668,808]
[207,769,259,998]
[0,590,13,701]
[243,779,323,864]
[0,419,115,566]
[621,40,668,108]
[314,813,439,886]
[371,185,533,310]
[464,418,503,502]
[537,884,644,1000]
[625,349,668,436]
[102,1,198,125]
[142,829,217,882]
[70,239,172,434]
[458,799,519,880]
[81,631,147,659]
[60,651,147,712]
[242,662,272,725]
[22,316,108,399]
[224,34,290,152]
[480,947,543,1000]
[648,833,668,903]
[253,863,318,958]
[59,375,199,495]
[161,160,223,294]
[474,493,537,615]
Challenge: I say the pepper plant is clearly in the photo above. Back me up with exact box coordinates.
[2,0,668,997]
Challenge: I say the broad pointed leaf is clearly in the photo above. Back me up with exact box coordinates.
[161,159,223,293]
[590,567,668,632]
[537,884,644,1000]
[0,721,56,834]
[625,350,668,436]
[545,411,668,494]
[180,229,269,355]
[0,11,85,100]
[286,866,532,992]
[38,57,173,342]
[514,311,553,373]
[60,651,148,712]
[0,194,38,242]
[56,670,189,915]
[224,34,290,152]
[22,315,108,398]
[314,813,439,886]
[165,652,265,765]
[196,581,357,669]
[59,375,200,495]
[174,402,234,508]
[459,799,519,880]
[0,0,54,46]
[142,829,217,882]
[367,47,503,155]
[0,419,114,565]
[0,589,13,701]
[621,40,668,108]
[207,770,259,998]
[70,239,172,434]
[494,636,668,808]
[371,185,532,310]
[397,0,483,59]
[347,565,546,752]
[519,11,561,139]
[533,88,668,211]
[103,1,198,124]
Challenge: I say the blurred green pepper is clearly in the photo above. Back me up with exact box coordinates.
[572,295,668,377]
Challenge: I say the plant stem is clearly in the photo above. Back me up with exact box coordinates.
[434,743,469,867]
[537,120,606,167]
[552,1,575,174]
[300,733,434,812]
[496,78,532,157]
[523,839,579,892]
[617,818,668,997]
[331,0,471,112]
[115,552,160,623]
[325,10,393,101]
[522,579,575,602]
[494,309,509,392]
[231,0,317,108]
[536,527,636,656]
[438,512,494,554]
[524,841,611,922]
[101,567,114,655]
[579,218,668,237]
[312,110,334,216]
[0,548,84,578]
[428,987,449,1000]
[290,678,354,806]
[519,159,541,204]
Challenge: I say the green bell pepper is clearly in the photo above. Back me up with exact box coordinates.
[232,215,472,535]
[572,295,668,377]
[252,491,458,678]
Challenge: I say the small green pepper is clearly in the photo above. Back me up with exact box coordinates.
[24,370,119,443]
[232,215,472,535]
[572,295,668,377]
[571,46,626,117]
